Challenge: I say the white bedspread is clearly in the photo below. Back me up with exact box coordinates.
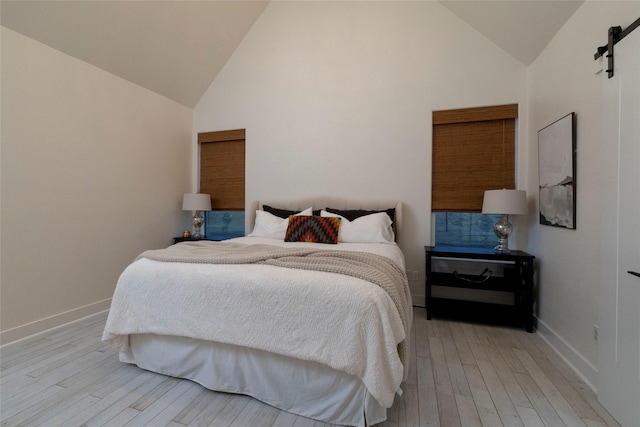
[102,237,412,408]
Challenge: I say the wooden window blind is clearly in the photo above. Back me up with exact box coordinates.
[199,129,245,211]
[432,104,518,212]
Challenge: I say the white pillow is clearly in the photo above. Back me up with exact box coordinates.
[249,207,313,240]
[321,210,395,243]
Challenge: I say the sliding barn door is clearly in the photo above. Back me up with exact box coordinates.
[597,26,640,427]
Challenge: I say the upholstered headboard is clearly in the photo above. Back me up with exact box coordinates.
[249,197,403,240]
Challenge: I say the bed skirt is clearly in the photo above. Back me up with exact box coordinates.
[120,334,387,427]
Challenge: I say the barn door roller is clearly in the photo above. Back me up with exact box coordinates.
[594,18,640,79]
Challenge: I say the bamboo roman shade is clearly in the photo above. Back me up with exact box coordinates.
[432,104,518,212]
[199,129,245,211]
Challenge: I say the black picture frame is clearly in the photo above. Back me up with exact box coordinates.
[538,112,577,229]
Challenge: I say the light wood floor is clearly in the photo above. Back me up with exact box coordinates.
[0,308,620,427]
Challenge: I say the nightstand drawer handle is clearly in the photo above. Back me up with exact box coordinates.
[453,268,492,283]
[628,271,640,279]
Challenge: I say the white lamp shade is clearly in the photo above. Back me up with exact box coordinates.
[482,189,527,215]
[182,193,211,211]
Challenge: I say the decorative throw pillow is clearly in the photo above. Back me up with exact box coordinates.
[321,210,395,243]
[263,205,322,218]
[325,207,395,224]
[284,216,341,244]
[249,207,313,239]
[263,205,301,219]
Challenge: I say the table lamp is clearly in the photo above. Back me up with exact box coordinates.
[182,193,211,238]
[482,189,527,253]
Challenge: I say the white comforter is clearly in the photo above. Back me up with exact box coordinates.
[102,236,412,408]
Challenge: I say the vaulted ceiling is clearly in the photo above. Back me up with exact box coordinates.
[1,0,269,108]
[1,0,583,108]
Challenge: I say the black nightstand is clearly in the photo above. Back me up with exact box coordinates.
[173,236,207,244]
[425,246,535,332]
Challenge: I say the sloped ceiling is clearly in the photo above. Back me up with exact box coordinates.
[1,0,583,109]
[1,0,269,108]
[438,0,583,66]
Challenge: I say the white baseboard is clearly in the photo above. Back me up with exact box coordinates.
[0,298,112,346]
[535,317,598,393]
[413,292,425,308]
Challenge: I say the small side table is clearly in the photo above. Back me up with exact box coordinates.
[425,246,535,332]
[173,236,207,244]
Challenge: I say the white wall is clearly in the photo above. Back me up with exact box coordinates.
[526,1,640,388]
[194,1,528,303]
[1,27,193,343]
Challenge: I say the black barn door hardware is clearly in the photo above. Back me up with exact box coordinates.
[594,17,640,78]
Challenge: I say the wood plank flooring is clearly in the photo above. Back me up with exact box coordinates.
[0,308,620,427]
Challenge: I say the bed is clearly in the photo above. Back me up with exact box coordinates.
[102,197,413,426]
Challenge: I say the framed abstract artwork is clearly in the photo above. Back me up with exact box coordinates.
[538,112,577,229]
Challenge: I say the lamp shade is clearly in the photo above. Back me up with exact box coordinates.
[482,189,527,215]
[182,193,211,211]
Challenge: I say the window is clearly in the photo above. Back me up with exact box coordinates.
[199,129,245,240]
[204,210,245,241]
[432,104,518,247]
[435,212,500,248]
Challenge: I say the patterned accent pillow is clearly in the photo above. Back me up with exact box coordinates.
[284,216,341,244]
